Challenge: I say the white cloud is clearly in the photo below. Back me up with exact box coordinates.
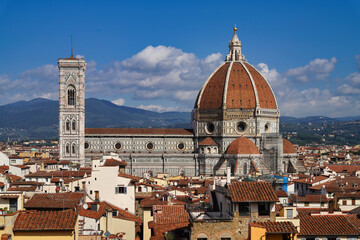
[0,64,58,105]
[173,90,198,101]
[284,57,337,82]
[355,54,360,70]
[111,98,125,106]
[2,47,359,118]
[137,104,179,113]
[256,58,360,117]
[337,72,360,95]
[338,84,360,95]
[84,45,223,106]
[257,63,287,89]
[0,45,222,108]
[346,72,360,85]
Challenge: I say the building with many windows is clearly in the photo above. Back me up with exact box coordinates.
[58,27,304,176]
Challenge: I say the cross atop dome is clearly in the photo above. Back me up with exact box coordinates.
[226,25,245,62]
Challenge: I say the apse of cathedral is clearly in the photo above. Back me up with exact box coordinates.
[58,27,305,177]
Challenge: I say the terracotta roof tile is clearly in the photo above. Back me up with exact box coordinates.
[325,164,360,173]
[275,203,283,212]
[250,221,297,233]
[199,63,230,109]
[11,181,44,186]
[228,182,278,202]
[11,165,30,169]
[299,213,360,236]
[150,205,189,239]
[13,209,77,231]
[298,195,329,203]
[296,208,327,214]
[226,137,260,155]
[0,194,19,199]
[25,170,90,178]
[24,192,85,209]
[336,192,360,198]
[7,186,37,192]
[79,201,141,223]
[103,158,127,167]
[275,190,288,198]
[153,205,189,225]
[5,174,22,182]
[226,62,257,109]
[198,137,217,146]
[118,172,140,182]
[244,63,277,109]
[85,128,193,135]
[197,62,277,110]
[59,160,71,165]
[283,139,297,154]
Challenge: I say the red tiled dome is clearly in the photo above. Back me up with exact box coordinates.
[196,62,277,110]
[283,139,297,154]
[199,137,217,146]
[226,137,260,155]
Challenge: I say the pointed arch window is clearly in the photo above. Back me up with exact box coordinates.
[68,86,76,106]
[66,120,70,131]
[72,144,76,154]
[66,144,70,154]
[72,120,76,131]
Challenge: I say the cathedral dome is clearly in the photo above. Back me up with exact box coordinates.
[195,28,277,111]
[226,137,260,155]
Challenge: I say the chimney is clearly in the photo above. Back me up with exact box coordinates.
[226,166,231,185]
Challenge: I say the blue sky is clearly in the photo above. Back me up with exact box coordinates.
[0,0,359,117]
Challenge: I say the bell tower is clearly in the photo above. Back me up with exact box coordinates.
[58,47,86,166]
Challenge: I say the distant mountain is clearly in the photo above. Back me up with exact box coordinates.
[280,116,339,124]
[0,98,359,145]
[0,98,190,140]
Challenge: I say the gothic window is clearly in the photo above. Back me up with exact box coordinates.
[243,163,247,175]
[66,144,70,154]
[66,120,70,131]
[68,86,76,106]
[72,120,76,131]
[72,144,76,154]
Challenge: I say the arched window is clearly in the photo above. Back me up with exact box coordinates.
[72,144,76,154]
[68,86,76,106]
[72,120,76,131]
[66,120,70,131]
[66,144,70,154]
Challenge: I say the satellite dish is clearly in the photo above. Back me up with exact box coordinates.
[174,182,178,187]
[83,203,88,209]
[155,194,160,198]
